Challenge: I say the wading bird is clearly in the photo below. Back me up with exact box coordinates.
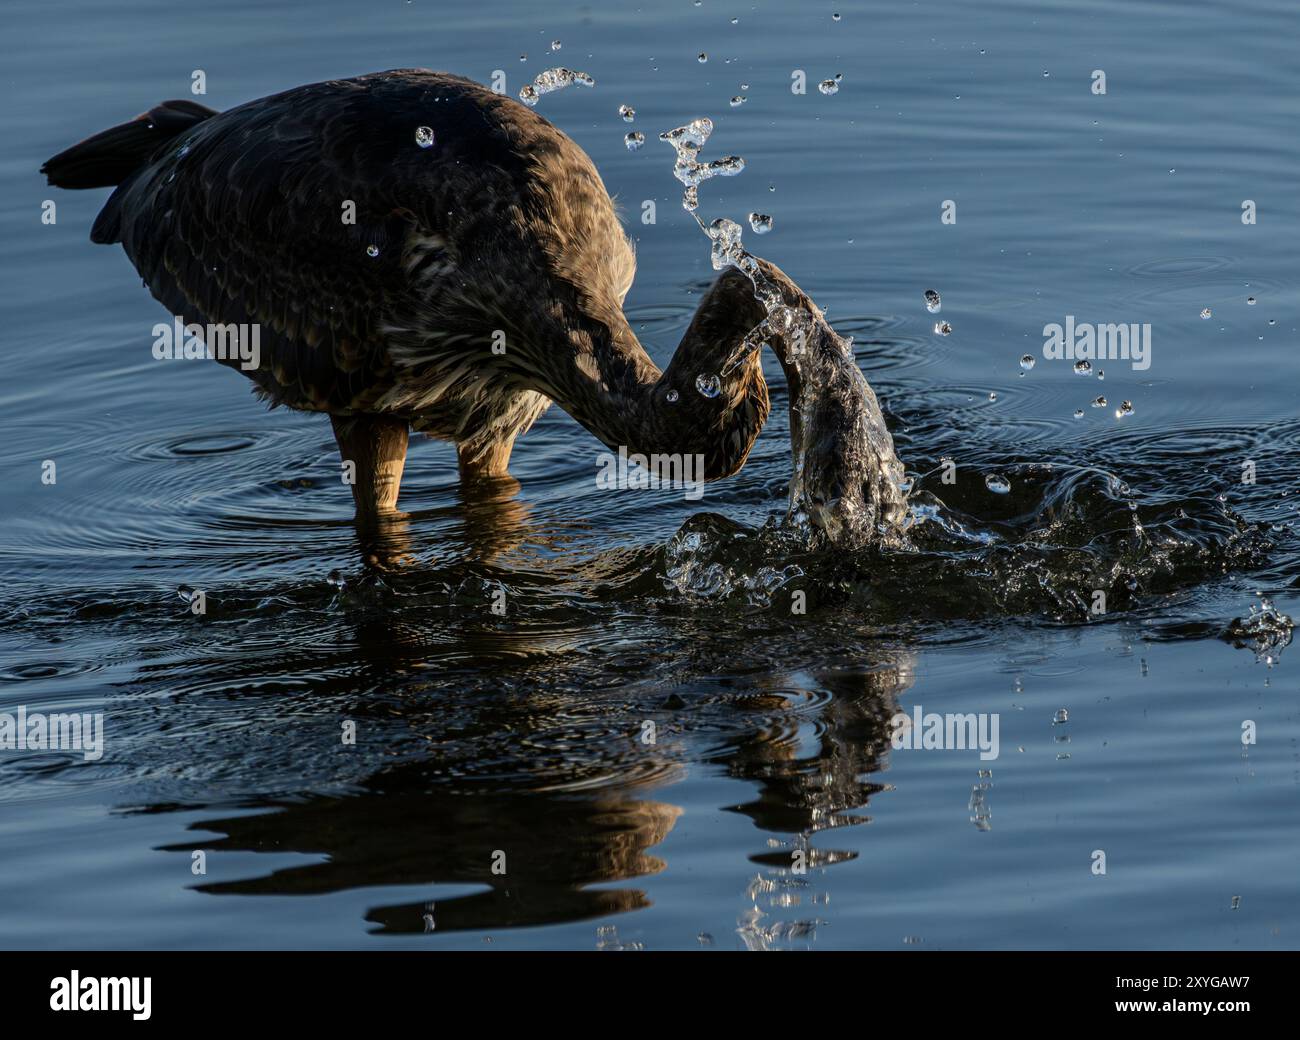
[43,69,904,541]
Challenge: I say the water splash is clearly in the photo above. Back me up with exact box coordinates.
[1223,597,1293,659]
[518,67,595,107]
[659,117,745,212]
[657,117,908,546]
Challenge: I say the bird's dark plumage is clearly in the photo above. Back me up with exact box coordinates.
[41,69,826,518]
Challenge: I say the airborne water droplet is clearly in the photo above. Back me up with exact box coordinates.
[818,78,840,95]
[1053,708,1069,723]
[327,569,346,590]
[924,288,941,313]
[933,320,952,336]
[1074,359,1092,375]
[1020,354,1035,371]
[748,212,773,234]
[625,131,645,151]
[698,52,708,63]
[1092,395,1107,407]
[1247,295,1257,305]
[619,104,636,122]
[1073,408,1084,419]
[666,388,680,403]
[730,95,746,107]
[415,126,435,148]
[1116,399,1134,418]
[695,373,722,398]
[366,244,380,257]
[1200,307,1212,319]
[985,473,1011,494]
[551,39,561,51]
[518,67,594,107]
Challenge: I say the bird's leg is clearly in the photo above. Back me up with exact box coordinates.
[331,413,409,520]
[457,437,515,482]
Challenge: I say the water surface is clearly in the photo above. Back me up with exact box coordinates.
[1,0,1297,949]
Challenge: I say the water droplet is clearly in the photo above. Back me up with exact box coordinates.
[366,244,380,257]
[1073,359,1092,375]
[415,125,435,148]
[625,131,645,151]
[1053,708,1069,724]
[666,388,680,403]
[698,52,708,63]
[1116,399,1134,418]
[1042,70,1050,78]
[730,95,746,107]
[518,67,595,107]
[1268,318,1276,326]
[619,104,635,122]
[519,54,527,62]
[924,288,941,313]
[1092,395,1107,408]
[1247,295,1257,305]
[326,569,346,590]
[551,39,561,50]
[1020,354,1035,371]
[985,473,1011,494]
[1073,408,1084,419]
[988,391,997,401]
[176,584,195,603]
[832,12,841,20]
[933,320,952,336]
[1097,369,1105,380]
[660,116,744,211]
[1200,307,1212,319]
[818,78,840,95]
[695,373,722,398]
[748,212,773,234]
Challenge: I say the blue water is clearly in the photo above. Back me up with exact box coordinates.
[1,0,1297,949]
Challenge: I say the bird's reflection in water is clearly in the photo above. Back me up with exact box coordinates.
[723,655,916,950]
[151,640,914,945]
[146,478,918,943]
[166,765,680,934]
[350,469,535,571]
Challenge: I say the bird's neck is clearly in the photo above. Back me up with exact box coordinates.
[530,279,771,482]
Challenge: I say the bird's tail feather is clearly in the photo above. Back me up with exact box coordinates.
[40,99,217,190]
